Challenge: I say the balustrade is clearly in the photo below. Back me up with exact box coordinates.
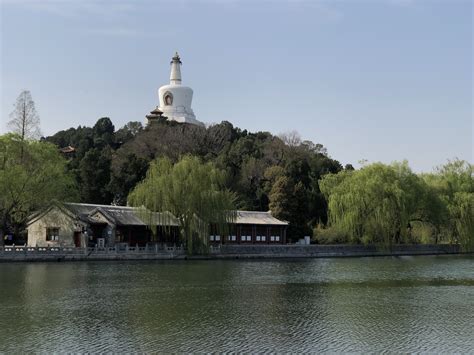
[0,244,185,257]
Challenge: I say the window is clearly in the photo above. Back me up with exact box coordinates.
[215,235,221,241]
[271,236,275,242]
[262,236,266,242]
[246,236,252,241]
[231,235,236,241]
[241,235,246,241]
[209,235,215,241]
[46,228,60,241]
[276,236,280,242]
[256,236,261,242]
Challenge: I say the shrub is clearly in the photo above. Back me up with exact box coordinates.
[312,224,350,244]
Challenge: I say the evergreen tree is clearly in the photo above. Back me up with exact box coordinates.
[79,148,113,204]
[93,117,115,148]
[268,175,293,223]
[109,153,148,205]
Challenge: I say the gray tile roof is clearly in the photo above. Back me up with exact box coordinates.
[64,203,180,227]
[30,203,288,227]
[234,211,288,226]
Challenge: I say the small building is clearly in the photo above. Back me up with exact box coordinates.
[146,106,164,125]
[59,145,76,158]
[26,203,180,248]
[26,203,288,248]
[209,211,288,245]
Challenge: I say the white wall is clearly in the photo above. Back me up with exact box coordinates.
[27,207,84,247]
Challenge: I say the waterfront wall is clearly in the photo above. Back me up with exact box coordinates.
[0,245,185,262]
[0,244,463,262]
[217,244,462,258]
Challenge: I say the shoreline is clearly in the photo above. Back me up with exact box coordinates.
[0,244,469,262]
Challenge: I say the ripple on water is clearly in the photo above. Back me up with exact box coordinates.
[0,255,473,353]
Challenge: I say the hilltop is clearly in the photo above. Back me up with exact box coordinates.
[44,117,346,241]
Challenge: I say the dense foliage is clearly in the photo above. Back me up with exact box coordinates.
[45,118,343,242]
[422,160,474,251]
[0,134,78,242]
[4,87,469,249]
[128,156,236,254]
[319,160,473,250]
[40,117,472,247]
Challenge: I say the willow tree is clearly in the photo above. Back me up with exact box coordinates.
[422,159,474,251]
[128,156,236,254]
[319,161,441,247]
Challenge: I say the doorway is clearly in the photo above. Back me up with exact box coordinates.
[73,232,81,247]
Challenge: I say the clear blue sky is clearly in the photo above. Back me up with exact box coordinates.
[1,0,472,172]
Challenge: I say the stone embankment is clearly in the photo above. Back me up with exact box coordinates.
[0,244,464,262]
[216,244,462,259]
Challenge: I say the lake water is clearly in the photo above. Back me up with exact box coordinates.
[0,255,473,353]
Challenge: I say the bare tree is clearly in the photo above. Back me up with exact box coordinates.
[279,130,301,147]
[8,90,41,140]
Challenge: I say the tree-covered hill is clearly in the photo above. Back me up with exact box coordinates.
[3,116,471,248]
[42,117,472,248]
[44,117,345,241]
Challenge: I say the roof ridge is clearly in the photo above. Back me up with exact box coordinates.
[236,210,271,213]
[65,202,134,209]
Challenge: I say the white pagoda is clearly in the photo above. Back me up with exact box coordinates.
[146,52,204,126]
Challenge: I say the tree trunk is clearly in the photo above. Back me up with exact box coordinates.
[186,228,193,255]
[0,215,7,247]
[181,219,193,255]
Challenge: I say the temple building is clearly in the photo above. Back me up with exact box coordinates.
[26,203,288,248]
[146,52,204,127]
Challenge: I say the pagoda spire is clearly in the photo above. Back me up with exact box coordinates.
[170,52,182,85]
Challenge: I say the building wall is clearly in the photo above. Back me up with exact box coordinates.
[27,207,84,247]
[88,211,116,246]
[219,244,462,257]
[209,224,287,245]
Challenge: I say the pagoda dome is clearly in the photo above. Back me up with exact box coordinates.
[158,84,194,115]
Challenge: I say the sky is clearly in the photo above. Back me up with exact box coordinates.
[1,0,472,172]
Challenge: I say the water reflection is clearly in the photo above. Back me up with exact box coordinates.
[0,256,473,352]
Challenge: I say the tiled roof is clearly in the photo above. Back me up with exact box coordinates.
[64,203,180,227]
[234,211,288,225]
[59,146,76,153]
[29,203,288,227]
